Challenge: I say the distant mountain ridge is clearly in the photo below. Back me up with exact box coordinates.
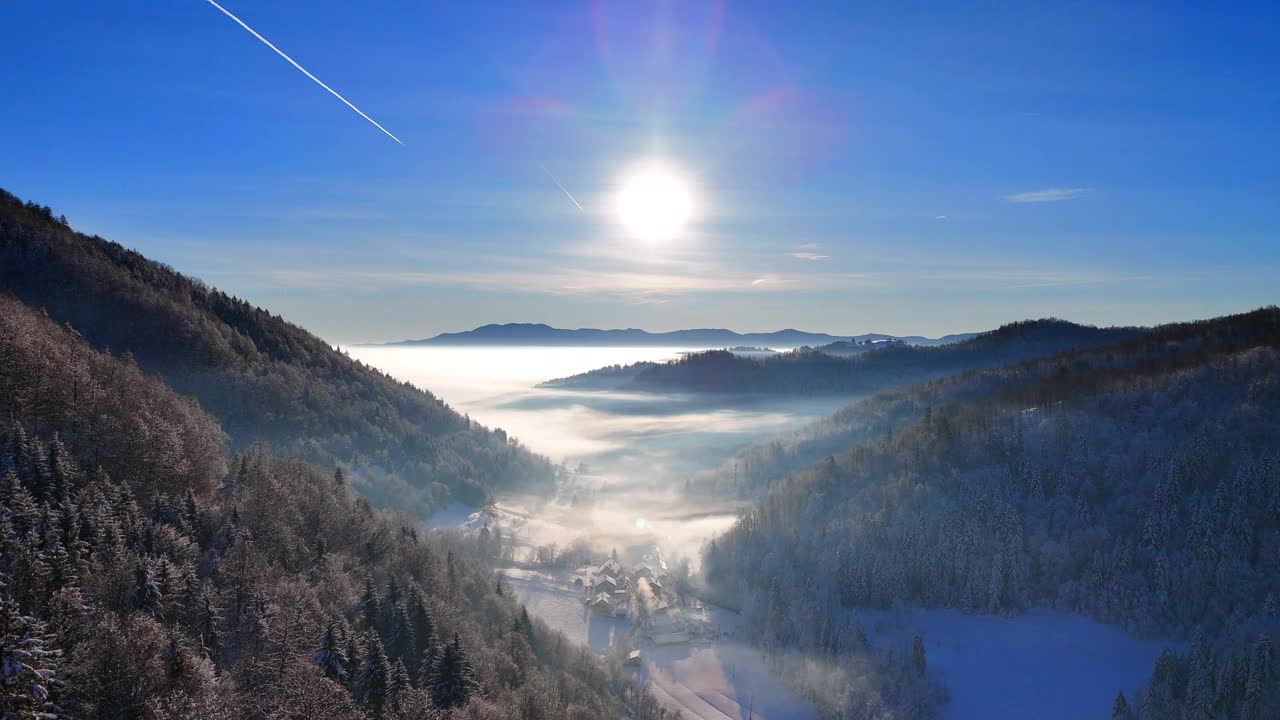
[388,322,978,348]
[542,318,1144,395]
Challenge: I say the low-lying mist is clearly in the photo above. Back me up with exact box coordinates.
[347,345,853,561]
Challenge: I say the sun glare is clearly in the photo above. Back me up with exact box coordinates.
[615,163,695,242]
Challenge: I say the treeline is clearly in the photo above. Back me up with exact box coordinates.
[545,318,1143,396]
[703,307,1280,719]
[0,291,670,719]
[0,188,553,516]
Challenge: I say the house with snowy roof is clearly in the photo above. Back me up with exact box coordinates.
[590,575,619,594]
[591,593,615,613]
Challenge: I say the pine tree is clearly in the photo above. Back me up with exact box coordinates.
[0,581,61,718]
[4,472,39,538]
[386,601,416,665]
[389,659,413,717]
[912,634,927,676]
[430,633,477,709]
[1112,691,1132,719]
[132,560,163,614]
[195,584,223,663]
[1183,632,1215,720]
[164,628,189,683]
[418,640,440,688]
[361,576,381,630]
[358,632,391,719]
[406,584,435,675]
[41,526,77,599]
[181,487,201,538]
[314,620,348,682]
[44,435,75,507]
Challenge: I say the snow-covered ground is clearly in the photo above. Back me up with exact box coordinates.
[859,607,1171,720]
[640,642,816,720]
[500,566,631,653]
[499,564,817,720]
[638,606,816,720]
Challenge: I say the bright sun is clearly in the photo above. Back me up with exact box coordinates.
[615,163,694,242]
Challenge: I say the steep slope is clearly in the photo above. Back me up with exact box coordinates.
[703,307,1280,719]
[545,318,1142,395]
[0,290,668,720]
[0,190,552,515]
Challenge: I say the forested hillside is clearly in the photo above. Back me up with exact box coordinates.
[0,291,669,719]
[0,190,552,515]
[544,319,1143,395]
[703,307,1280,719]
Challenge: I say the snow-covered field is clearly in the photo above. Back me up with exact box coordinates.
[860,607,1171,720]
[501,567,632,653]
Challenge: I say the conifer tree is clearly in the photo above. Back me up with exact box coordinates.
[314,620,348,682]
[387,601,416,665]
[0,581,61,718]
[1112,691,1132,719]
[912,635,927,676]
[358,632,391,719]
[195,584,223,663]
[181,487,201,538]
[132,561,163,614]
[361,576,381,631]
[430,633,477,709]
[389,659,413,717]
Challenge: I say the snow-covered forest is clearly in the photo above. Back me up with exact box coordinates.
[0,190,556,518]
[0,270,671,718]
[544,319,1143,396]
[703,308,1280,719]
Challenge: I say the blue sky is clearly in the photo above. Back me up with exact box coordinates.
[2,1,1277,342]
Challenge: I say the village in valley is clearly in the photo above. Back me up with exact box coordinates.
[570,544,716,655]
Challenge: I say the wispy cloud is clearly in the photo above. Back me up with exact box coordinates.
[255,265,859,303]
[1005,188,1088,203]
[790,243,828,261]
[250,263,1153,298]
[205,0,402,144]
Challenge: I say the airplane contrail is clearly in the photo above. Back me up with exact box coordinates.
[205,0,403,144]
[540,164,584,211]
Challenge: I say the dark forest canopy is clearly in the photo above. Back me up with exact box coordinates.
[703,306,1280,720]
[0,189,553,516]
[0,286,670,720]
[543,318,1145,395]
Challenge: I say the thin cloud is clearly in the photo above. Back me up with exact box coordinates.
[205,0,403,144]
[1005,188,1088,203]
[790,243,828,261]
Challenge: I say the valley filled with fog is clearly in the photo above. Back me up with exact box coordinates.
[349,343,1184,720]
[348,344,855,558]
